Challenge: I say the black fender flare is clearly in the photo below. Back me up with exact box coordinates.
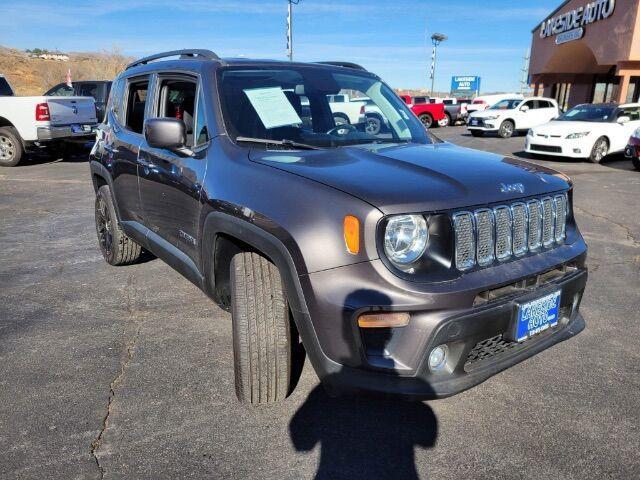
[201,211,339,379]
[89,160,124,223]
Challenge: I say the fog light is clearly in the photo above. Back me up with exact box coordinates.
[428,344,449,371]
[573,148,581,154]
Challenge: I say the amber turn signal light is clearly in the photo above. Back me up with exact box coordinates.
[343,215,360,255]
[357,312,410,328]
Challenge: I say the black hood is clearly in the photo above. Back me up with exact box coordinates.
[250,142,570,214]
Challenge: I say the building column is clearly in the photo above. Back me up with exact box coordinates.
[617,74,630,104]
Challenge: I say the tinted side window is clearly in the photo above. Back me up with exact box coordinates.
[108,79,126,125]
[125,79,149,134]
[0,77,13,96]
[194,90,209,146]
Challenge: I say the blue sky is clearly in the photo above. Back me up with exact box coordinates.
[1,0,560,92]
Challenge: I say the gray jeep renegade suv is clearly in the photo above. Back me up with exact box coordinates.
[90,49,588,404]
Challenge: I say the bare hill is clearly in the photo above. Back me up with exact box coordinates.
[0,46,132,95]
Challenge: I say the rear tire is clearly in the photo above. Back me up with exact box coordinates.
[419,113,434,129]
[0,127,23,167]
[498,120,515,138]
[588,137,609,163]
[231,251,291,405]
[440,113,451,127]
[471,130,484,137]
[95,185,142,265]
[632,156,640,171]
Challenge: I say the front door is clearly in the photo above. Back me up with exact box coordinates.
[138,75,210,264]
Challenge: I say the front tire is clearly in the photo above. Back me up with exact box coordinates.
[231,251,291,404]
[498,120,515,138]
[632,156,640,171]
[0,127,23,167]
[588,137,609,163]
[419,113,434,129]
[439,113,451,127]
[95,185,142,265]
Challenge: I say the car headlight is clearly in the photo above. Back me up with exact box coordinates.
[565,132,590,139]
[384,214,428,266]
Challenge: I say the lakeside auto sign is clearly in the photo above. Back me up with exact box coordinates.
[539,0,616,45]
[450,76,481,98]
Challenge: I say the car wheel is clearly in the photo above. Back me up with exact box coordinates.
[471,130,484,137]
[364,114,382,135]
[419,113,433,129]
[95,185,142,265]
[439,113,451,127]
[231,251,291,404]
[498,120,515,138]
[588,137,609,163]
[0,127,23,167]
[632,156,640,171]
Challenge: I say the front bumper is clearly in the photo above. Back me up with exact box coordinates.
[37,124,98,141]
[298,241,588,399]
[467,119,499,131]
[525,135,589,158]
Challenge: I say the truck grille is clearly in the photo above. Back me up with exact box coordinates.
[453,194,568,271]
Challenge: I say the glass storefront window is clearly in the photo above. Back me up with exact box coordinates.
[553,83,571,111]
[592,77,620,103]
[626,77,640,103]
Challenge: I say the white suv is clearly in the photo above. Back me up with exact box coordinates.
[468,97,560,138]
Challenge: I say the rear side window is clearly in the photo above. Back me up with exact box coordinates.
[194,90,209,146]
[125,79,149,134]
[108,79,126,124]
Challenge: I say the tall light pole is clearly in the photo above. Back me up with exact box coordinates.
[286,0,301,61]
[429,33,447,96]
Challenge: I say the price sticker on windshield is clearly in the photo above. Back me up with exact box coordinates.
[244,87,302,130]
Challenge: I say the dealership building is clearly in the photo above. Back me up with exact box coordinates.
[529,0,640,109]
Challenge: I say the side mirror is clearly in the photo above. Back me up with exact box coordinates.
[617,115,631,124]
[520,105,530,112]
[144,118,189,152]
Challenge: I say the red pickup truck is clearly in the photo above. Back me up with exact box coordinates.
[399,94,446,128]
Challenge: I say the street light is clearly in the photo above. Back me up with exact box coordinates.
[429,33,447,96]
[286,0,301,61]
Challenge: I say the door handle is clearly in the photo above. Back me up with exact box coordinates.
[104,145,119,154]
[138,157,157,168]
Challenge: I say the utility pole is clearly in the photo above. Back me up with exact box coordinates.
[430,33,447,96]
[286,0,301,61]
[520,49,531,95]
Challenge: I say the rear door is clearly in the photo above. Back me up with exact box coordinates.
[613,106,640,151]
[138,74,209,264]
[537,100,560,123]
[103,76,150,223]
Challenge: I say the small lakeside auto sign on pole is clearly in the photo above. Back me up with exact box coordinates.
[450,76,481,98]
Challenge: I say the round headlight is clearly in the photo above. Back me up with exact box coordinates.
[383,214,428,266]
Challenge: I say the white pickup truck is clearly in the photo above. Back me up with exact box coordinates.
[0,75,98,166]
[326,94,366,125]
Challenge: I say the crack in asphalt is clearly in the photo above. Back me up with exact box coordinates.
[574,205,640,249]
[91,274,142,478]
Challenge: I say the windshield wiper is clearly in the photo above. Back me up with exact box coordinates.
[235,136,322,150]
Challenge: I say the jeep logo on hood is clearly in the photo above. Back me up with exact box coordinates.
[500,182,525,194]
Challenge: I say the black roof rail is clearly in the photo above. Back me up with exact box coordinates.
[317,61,367,71]
[126,49,221,70]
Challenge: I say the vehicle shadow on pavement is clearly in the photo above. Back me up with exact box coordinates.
[289,290,438,480]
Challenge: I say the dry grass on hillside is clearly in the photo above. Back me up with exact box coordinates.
[0,46,132,95]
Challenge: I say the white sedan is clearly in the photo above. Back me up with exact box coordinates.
[525,103,640,163]
[467,97,560,138]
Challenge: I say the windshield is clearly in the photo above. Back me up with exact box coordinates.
[489,99,522,110]
[218,66,430,148]
[556,105,616,122]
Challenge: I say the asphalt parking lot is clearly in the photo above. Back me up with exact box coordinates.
[1,126,639,479]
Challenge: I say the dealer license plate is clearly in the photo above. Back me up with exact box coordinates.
[515,291,561,342]
[470,119,479,126]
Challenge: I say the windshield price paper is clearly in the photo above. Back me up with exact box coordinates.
[244,87,302,130]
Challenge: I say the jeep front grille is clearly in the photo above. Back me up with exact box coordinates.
[453,194,568,271]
